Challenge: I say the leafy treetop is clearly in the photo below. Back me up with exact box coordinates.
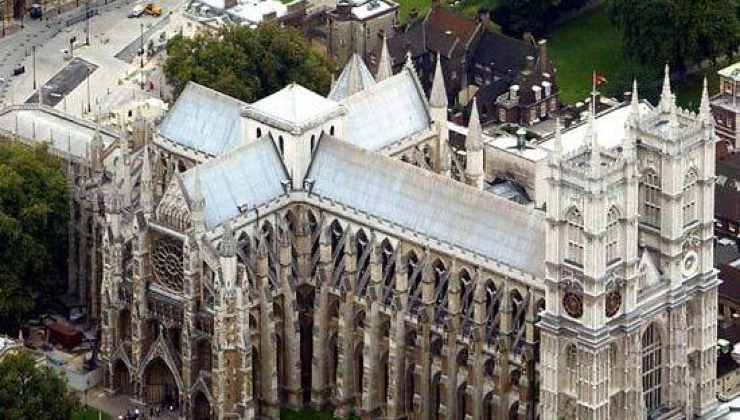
[164,23,335,103]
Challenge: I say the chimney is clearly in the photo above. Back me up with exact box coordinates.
[524,55,535,75]
[510,84,519,101]
[516,128,527,150]
[537,39,548,68]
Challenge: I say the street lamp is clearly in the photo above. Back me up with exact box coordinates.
[86,65,91,113]
[32,45,36,90]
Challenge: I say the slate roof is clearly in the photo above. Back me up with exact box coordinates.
[471,31,537,80]
[158,82,246,156]
[426,7,480,57]
[308,135,547,277]
[341,68,431,150]
[716,154,740,223]
[180,137,287,229]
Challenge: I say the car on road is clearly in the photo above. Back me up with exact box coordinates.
[128,4,145,17]
[144,3,162,16]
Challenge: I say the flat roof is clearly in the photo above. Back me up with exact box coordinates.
[719,62,740,82]
[351,0,395,20]
[226,0,287,23]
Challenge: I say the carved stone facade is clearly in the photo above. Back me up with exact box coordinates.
[93,61,725,420]
[539,72,727,420]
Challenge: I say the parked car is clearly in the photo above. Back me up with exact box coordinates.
[13,65,25,76]
[128,4,145,17]
[144,3,162,16]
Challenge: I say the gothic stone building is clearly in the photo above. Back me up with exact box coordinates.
[96,53,726,420]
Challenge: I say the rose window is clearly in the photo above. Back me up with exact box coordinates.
[151,237,184,292]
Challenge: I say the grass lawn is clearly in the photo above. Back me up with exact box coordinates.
[395,0,499,24]
[71,407,112,420]
[548,2,625,104]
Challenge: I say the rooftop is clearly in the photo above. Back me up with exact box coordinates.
[720,62,740,82]
[158,82,246,156]
[245,83,344,132]
[350,0,396,20]
[225,0,288,24]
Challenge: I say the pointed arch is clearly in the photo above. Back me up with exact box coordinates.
[459,268,474,320]
[380,238,396,304]
[640,168,661,227]
[565,206,584,266]
[355,228,371,295]
[433,258,448,308]
[683,168,699,225]
[642,322,664,412]
[606,206,621,263]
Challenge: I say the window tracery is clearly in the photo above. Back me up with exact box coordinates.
[151,237,184,293]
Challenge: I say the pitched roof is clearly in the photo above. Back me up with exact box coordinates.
[471,31,537,80]
[386,7,480,62]
[158,82,246,156]
[245,83,344,132]
[341,68,431,150]
[180,137,287,229]
[328,54,377,101]
[426,7,480,55]
[308,135,547,277]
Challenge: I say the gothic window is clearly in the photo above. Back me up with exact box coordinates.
[151,236,184,293]
[683,169,698,226]
[565,344,577,393]
[433,260,448,308]
[642,323,663,414]
[380,239,395,305]
[485,281,500,344]
[356,229,370,294]
[606,207,621,263]
[329,221,344,273]
[609,342,619,391]
[566,208,584,266]
[459,270,473,320]
[640,170,661,227]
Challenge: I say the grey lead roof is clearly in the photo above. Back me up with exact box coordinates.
[328,54,377,101]
[308,136,546,277]
[180,137,287,229]
[342,69,432,150]
[158,82,246,156]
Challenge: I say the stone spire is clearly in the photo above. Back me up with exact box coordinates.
[700,77,712,124]
[220,219,237,289]
[553,117,563,159]
[404,51,415,72]
[660,64,674,113]
[346,54,365,97]
[465,98,484,190]
[140,145,154,216]
[466,98,483,152]
[588,111,601,175]
[429,53,447,109]
[376,35,393,82]
[191,166,205,233]
[221,219,237,258]
[630,80,640,124]
[91,125,104,177]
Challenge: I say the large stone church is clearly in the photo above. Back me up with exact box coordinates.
[76,41,727,419]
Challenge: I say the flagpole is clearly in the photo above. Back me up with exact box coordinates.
[591,70,597,117]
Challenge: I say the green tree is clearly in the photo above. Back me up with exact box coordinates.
[0,140,69,334]
[609,0,740,73]
[493,0,589,37]
[0,352,79,419]
[164,23,335,102]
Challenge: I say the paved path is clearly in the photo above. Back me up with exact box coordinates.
[1,0,181,114]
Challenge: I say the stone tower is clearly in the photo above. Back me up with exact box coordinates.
[539,70,726,420]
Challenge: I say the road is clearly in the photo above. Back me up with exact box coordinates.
[0,0,182,116]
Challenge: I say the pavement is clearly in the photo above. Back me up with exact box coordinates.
[0,0,183,119]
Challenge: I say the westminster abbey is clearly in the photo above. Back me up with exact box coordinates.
[35,42,727,419]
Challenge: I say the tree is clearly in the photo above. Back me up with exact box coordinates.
[609,0,740,73]
[493,0,590,37]
[0,140,69,334]
[164,23,335,103]
[0,352,79,419]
